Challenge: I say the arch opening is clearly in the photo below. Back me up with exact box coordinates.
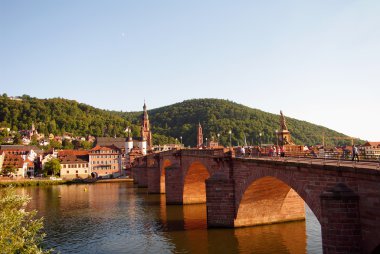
[371,244,380,254]
[235,176,305,227]
[183,161,210,204]
[160,159,172,193]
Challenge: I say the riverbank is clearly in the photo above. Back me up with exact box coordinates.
[0,179,68,187]
[0,177,134,187]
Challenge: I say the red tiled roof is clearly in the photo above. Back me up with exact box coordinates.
[364,142,380,147]
[91,145,121,152]
[2,154,24,168]
[58,150,89,156]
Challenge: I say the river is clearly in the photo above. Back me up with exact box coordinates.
[20,182,322,253]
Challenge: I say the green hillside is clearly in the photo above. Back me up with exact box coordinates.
[144,98,350,147]
[0,95,351,147]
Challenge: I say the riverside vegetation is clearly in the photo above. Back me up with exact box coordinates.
[0,187,51,253]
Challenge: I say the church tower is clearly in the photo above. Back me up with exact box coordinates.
[141,102,152,150]
[197,123,203,148]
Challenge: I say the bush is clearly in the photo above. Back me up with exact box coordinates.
[0,187,52,253]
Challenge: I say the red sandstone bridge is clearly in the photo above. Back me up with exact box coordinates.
[131,148,380,254]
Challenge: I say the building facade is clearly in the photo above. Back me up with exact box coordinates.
[89,145,122,177]
[58,150,90,179]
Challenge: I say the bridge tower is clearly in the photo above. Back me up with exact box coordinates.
[278,110,294,146]
[197,123,203,148]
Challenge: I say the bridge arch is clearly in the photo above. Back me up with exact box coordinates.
[183,161,210,204]
[160,159,172,193]
[235,176,310,227]
[371,244,380,254]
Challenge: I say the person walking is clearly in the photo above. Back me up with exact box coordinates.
[352,145,359,162]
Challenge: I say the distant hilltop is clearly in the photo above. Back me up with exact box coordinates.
[0,94,353,147]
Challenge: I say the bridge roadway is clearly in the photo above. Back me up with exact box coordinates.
[131,149,380,254]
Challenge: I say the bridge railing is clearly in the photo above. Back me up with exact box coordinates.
[180,148,226,157]
[238,150,380,169]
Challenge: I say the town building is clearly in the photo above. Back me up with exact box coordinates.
[0,145,42,176]
[89,145,122,178]
[362,142,380,159]
[0,154,30,177]
[58,150,90,179]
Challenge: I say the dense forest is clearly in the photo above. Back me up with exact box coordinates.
[0,95,353,147]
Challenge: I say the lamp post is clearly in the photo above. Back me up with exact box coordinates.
[205,137,208,148]
[180,136,182,147]
[275,130,278,147]
[175,138,178,145]
[229,130,232,148]
[259,132,262,147]
[217,133,220,146]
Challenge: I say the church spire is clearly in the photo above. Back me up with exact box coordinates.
[141,101,152,150]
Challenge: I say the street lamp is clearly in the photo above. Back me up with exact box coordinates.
[275,130,278,147]
[259,132,262,147]
[180,136,182,147]
[217,133,220,145]
[205,137,208,148]
[229,130,232,148]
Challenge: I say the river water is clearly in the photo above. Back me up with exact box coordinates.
[20,182,322,253]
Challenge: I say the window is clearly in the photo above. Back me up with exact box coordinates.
[66,171,69,174]
[76,170,78,173]
[63,165,66,168]
[85,170,87,173]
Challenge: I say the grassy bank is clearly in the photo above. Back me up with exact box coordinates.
[0,179,67,187]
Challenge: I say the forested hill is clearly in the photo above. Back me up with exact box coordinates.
[0,95,350,146]
[144,98,349,147]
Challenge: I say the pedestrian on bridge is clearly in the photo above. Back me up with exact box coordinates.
[352,145,359,162]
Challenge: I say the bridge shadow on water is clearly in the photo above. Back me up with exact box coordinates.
[137,189,321,254]
[21,182,321,254]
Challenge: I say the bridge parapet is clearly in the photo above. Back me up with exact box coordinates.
[180,148,228,158]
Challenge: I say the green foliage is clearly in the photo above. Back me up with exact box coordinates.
[141,99,352,147]
[43,158,61,176]
[0,96,353,147]
[0,180,67,188]
[0,96,133,139]
[0,187,51,253]
[2,165,17,175]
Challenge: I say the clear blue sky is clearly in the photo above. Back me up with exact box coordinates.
[1,0,379,141]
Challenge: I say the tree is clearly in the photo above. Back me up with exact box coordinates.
[2,165,17,176]
[80,140,93,150]
[43,158,61,176]
[0,187,51,253]
[62,139,74,150]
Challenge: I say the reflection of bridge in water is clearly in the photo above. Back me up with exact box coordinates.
[132,148,380,254]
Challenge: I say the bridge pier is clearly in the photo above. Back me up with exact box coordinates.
[133,166,148,188]
[147,166,161,194]
[206,174,235,227]
[165,163,183,204]
[320,183,361,254]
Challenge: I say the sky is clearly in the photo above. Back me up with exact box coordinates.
[1,0,379,141]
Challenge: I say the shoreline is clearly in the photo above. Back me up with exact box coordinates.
[0,177,134,187]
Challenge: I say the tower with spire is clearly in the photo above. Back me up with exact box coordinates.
[197,123,203,148]
[140,101,152,150]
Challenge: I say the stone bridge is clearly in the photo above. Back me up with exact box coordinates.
[131,148,380,254]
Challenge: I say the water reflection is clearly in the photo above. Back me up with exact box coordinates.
[18,183,321,253]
